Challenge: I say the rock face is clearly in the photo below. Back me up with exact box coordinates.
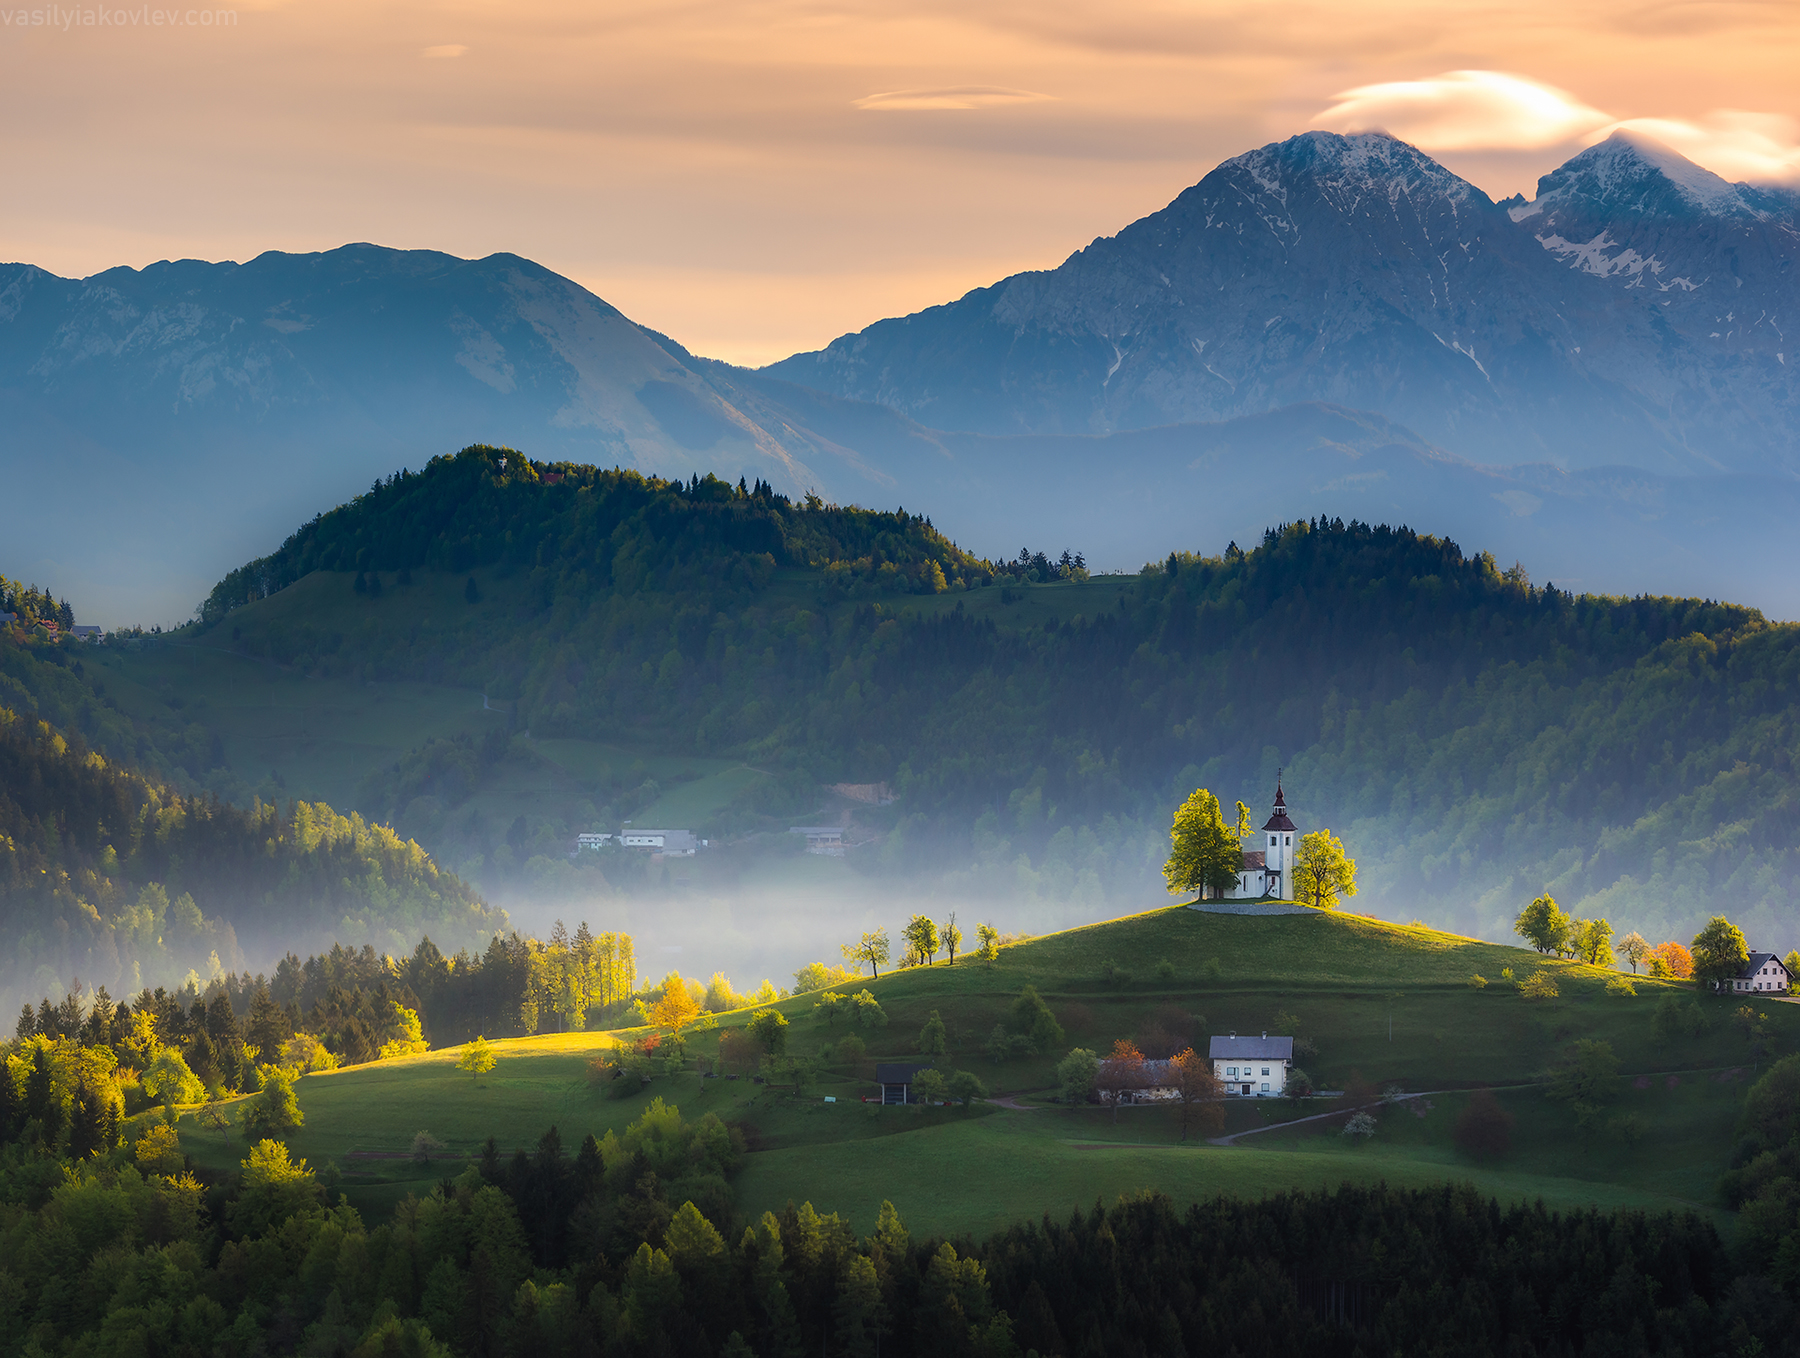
[765,131,1800,473]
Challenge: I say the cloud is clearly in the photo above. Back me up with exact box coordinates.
[421,45,469,59]
[855,86,1053,112]
[1311,71,1611,151]
[1600,111,1800,185]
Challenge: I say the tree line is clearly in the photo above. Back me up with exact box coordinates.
[0,698,501,1015]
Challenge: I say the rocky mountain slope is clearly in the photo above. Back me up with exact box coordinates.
[766,131,1799,475]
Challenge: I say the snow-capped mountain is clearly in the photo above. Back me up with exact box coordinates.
[765,131,1799,474]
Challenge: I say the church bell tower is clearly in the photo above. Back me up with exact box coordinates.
[1262,777,1297,900]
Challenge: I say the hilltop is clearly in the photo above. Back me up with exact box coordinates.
[170,905,1790,1238]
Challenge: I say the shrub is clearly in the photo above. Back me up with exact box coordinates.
[410,1130,445,1164]
[1056,1048,1100,1103]
[1154,959,1175,982]
[1519,971,1560,1000]
[1101,960,1132,987]
[1285,1068,1316,1098]
[1652,995,1710,1044]
[833,1032,866,1066]
[985,1025,1036,1062]
[947,1070,988,1107]
[910,1069,948,1105]
[851,991,888,1030]
[1200,957,1223,981]
[1606,976,1636,997]
[1342,1111,1377,1142]
[1468,974,1488,989]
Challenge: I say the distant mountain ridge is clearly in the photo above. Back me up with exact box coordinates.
[5,132,1800,625]
[765,130,1799,474]
[0,246,913,623]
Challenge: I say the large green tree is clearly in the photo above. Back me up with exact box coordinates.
[1162,789,1251,899]
[1692,916,1750,990]
[1515,895,1573,955]
[1293,830,1358,909]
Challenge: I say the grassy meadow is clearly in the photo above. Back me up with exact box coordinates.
[171,904,1788,1239]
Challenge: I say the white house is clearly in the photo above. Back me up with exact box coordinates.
[621,829,697,856]
[576,832,613,851]
[1209,1033,1294,1097]
[1720,952,1792,995]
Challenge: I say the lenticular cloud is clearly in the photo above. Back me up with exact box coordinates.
[1310,71,1611,151]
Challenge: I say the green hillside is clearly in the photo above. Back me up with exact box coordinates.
[137,444,1800,957]
[172,906,1789,1237]
[0,693,501,1010]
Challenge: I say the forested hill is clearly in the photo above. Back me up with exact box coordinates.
[202,445,987,626]
[0,702,501,1011]
[194,451,1800,949]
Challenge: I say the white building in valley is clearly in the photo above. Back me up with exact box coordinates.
[1210,1033,1294,1097]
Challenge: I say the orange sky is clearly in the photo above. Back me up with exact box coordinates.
[1,0,1795,366]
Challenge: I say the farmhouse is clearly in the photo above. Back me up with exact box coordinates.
[576,833,613,851]
[874,1063,932,1105]
[1210,1033,1294,1096]
[1721,953,1792,995]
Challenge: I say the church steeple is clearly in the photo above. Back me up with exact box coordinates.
[1260,773,1297,900]
[1263,774,1295,833]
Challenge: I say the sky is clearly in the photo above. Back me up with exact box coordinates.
[0,0,1796,367]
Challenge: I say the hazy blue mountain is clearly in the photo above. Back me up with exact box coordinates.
[765,131,1799,476]
[6,155,1800,627]
[0,245,904,623]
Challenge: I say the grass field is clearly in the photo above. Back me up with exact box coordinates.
[170,904,1785,1239]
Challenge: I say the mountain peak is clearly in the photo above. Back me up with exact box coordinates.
[1228,129,1485,205]
[1518,131,1764,222]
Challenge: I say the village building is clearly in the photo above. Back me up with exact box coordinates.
[1721,953,1792,995]
[874,1062,932,1105]
[576,832,613,851]
[789,825,845,856]
[1209,1033,1294,1097]
[620,829,698,856]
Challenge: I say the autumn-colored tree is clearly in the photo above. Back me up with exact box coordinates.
[1170,1047,1223,1141]
[718,1028,759,1076]
[1650,941,1693,979]
[1096,1040,1149,1124]
[648,972,702,1029]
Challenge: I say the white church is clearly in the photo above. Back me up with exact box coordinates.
[1198,780,1299,900]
